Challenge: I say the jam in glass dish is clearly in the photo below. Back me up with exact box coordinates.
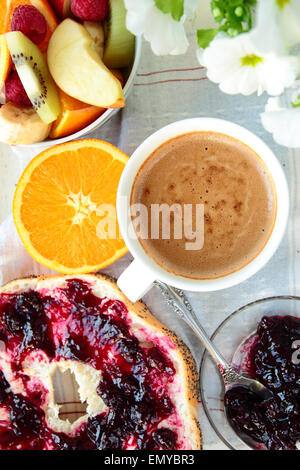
[200,297,300,450]
[225,315,300,450]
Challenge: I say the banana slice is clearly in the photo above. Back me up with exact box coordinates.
[0,102,51,145]
[83,22,105,59]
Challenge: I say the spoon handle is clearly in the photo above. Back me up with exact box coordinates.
[155,281,231,373]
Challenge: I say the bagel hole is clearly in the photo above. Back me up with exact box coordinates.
[53,368,87,424]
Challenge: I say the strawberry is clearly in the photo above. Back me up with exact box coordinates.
[71,0,109,22]
[4,71,32,107]
[11,5,47,45]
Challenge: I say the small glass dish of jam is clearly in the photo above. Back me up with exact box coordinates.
[199,296,300,450]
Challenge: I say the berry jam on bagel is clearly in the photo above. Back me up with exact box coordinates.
[0,275,200,450]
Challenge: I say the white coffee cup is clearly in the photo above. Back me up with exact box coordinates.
[116,118,289,302]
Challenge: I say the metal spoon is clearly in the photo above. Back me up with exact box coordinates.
[156,281,273,448]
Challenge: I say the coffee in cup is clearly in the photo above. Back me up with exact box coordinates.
[116,119,289,302]
[130,131,277,280]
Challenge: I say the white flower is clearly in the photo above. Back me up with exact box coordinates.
[197,32,299,96]
[124,0,198,55]
[261,93,300,148]
[255,0,300,52]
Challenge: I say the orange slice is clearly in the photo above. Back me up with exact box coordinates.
[50,71,124,140]
[50,89,105,139]
[13,139,129,273]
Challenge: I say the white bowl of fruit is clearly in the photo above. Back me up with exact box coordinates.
[0,0,141,147]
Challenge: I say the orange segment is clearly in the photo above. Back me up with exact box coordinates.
[13,139,129,273]
[50,71,125,139]
[0,0,58,53]
[50,89,105,139]
[0,35,11,90]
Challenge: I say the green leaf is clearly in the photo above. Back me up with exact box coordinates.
[211,1,225,23]
[209,0,256,35]
[291,94,300,108]
[229,0,244,6]
[197,29,219,48]
[197,1,257,53]
[154,0,184,21]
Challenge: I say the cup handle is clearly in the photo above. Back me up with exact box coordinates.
[117,259,156,302]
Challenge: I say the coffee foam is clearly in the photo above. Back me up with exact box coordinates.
[131,132,277,280]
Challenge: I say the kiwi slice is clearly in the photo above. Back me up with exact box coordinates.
[103,0,135,69]
[5,31,60,124]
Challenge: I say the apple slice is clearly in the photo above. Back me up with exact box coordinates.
[47,19,124,108]
[83,21,104,59]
